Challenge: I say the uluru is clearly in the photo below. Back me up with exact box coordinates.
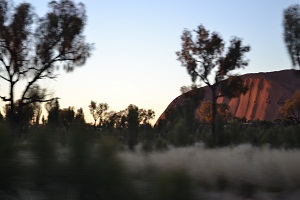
[157,69,300,124]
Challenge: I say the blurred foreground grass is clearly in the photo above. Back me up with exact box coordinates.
[1,125,300,199]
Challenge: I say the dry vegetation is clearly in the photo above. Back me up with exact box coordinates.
[120,144,300,199]
[1,124,300,199]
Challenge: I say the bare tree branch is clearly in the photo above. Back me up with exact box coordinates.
[0,96,10,101]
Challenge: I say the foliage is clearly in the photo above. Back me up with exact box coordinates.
[60,106,75,129]
[45,98,60,125]
[0,0,93,127]
[103,110,126,129]
[176,24,250,145]
[283,4,300,68]
[86,102,154,150]
[139,109,155,125]
[197,101,230,123]
[88,101,109,127]
[44,99,81,130]
[126,104,140,150]
[156,87,204,147]
[280,90,300,124]
[74,107,85,124]
[121,104,155,150]
[3,100,41,131]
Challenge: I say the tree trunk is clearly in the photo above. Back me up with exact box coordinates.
[211,85,217,146]
[9,82,22,136]
[9,82,16,125]
[94,119,97,130]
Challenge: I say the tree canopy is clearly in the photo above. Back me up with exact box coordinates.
[283,4,300,68]
[197,101,230,124]
[88,101,109,127]
[280,90,300,124]
[176,24,250,145]
[0,0,93,127]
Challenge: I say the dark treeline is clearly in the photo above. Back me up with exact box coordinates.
[1,90,300,150]
[0,98,157,150]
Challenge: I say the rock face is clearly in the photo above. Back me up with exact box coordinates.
[158,69,300,123]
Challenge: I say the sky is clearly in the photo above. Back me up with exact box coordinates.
[3,0,300,124]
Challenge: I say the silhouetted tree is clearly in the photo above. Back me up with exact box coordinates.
[180,86,205,134]
[98,104,109,128]
[88,101,109,128]
[15,101,35,128]
[102,111,115,128]
[126,104,140,150]
[280,90,300,124]
[121,104,156,149]
[45,98,60,126]
[60,106,75,129]
[176,24,250,145]
[198,101,231,146]
[156,87,204,146]
[99,110,127,130]
[0,0,92,128]
[102,111,125,129]
[3,100,39,133]
[89,101,98,126]
[3,104,12,122]
[139,109,155,125]
[0,111,3,122]
[283,5,300,68]
[180,84,199,94]
[74,107,85,124]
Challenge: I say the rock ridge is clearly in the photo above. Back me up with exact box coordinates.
[157,69,300,123]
